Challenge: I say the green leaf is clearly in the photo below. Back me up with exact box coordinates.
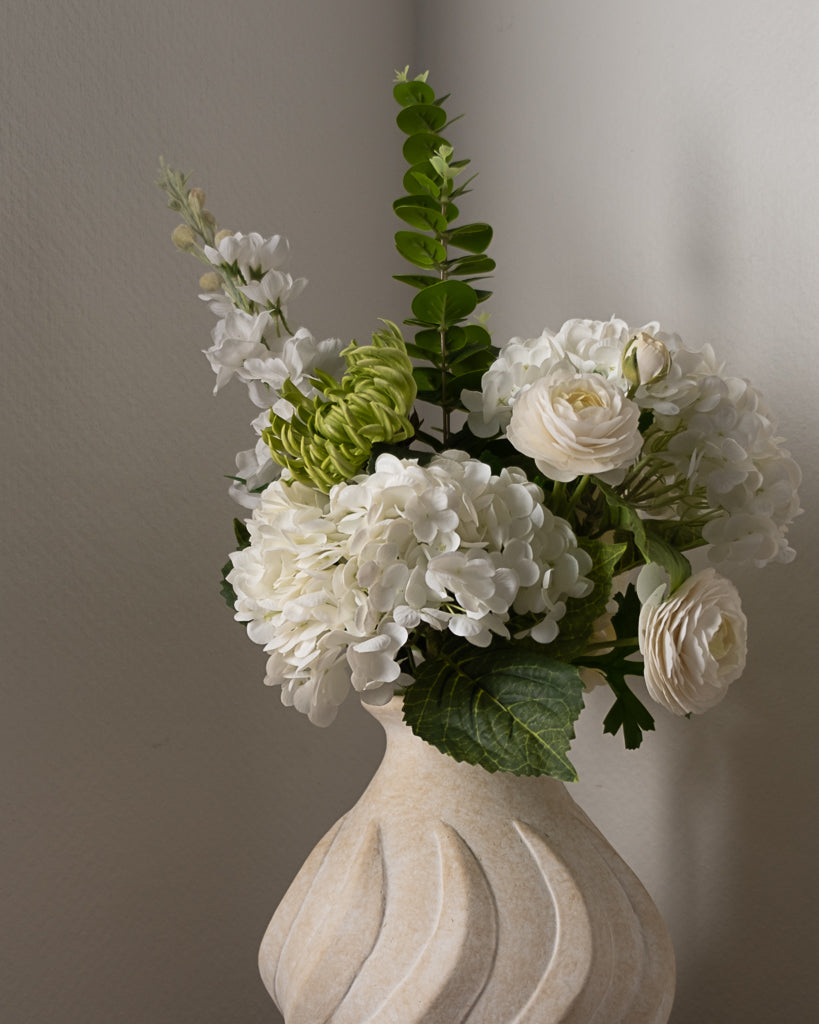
[448,222,493,254]
[393,79,435,107]
[411,280,477,327]
[394,230,446,268]
[599,483,692,592]
[598,650,655,750]
[393,196,447,232]
[220,559,237,609]
[412,327,453,354]
[445,254,496,275]
[403,163,440,198]
[396,103,448,135]
[545,538,628,662]
[403,640,586,779]
[412,366,441,391]
[393,273,440,289]
[403,132,449,165]
[233,517,251,549]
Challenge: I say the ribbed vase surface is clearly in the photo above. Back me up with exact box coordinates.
[259,697,675,1023]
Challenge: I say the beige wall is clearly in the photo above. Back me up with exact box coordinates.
[2,1,816,1022]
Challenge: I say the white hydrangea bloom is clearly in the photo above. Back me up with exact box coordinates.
[227,451,593,725]
[640,342,802,566]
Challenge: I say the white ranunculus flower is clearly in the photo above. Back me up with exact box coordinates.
[506,371,643,482]
[638,568,747,716]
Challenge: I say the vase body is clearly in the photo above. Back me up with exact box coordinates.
[259,698,675,1023]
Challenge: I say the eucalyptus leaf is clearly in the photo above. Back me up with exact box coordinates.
[403,641,586,779]
[445,254,496,275]
[396,103,448,135]
[403,166,440,198]
[393,80,435,107]
[392,199,447,232]
[411,280,477,327]
[403,132,449,165]
[448,222,494,254]
[394,231,446,268]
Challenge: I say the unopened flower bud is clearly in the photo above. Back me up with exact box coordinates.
[171,224,196,251]
[199,271,223,292]
[214,228,233,246]
[622,332,671,388]
[202,211,217,231]
[188,187,206,211]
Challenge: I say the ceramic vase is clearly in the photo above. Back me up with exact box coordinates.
[259,697,675,1023]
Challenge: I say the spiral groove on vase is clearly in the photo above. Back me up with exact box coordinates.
[259,699,675,1023]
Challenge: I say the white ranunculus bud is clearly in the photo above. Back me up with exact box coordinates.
[506,371,643,482]
[621,331,671,388]
[638,568,747,715]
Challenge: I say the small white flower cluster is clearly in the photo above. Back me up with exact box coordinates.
[199,230,347,506]
[227,451,593,725]
[641,337,802,567]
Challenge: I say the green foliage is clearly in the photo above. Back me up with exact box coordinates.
[402,637,586,779]
[393,70,496,444]
[545,538,628,662]
[219,519,251,610]
[598,482,692,592]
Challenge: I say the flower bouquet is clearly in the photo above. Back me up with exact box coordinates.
[158,69,800,783]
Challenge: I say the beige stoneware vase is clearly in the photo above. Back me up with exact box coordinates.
[259,697,675,1023]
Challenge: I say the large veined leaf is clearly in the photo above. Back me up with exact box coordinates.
[403,641,586,779]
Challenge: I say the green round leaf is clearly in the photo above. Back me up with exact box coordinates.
[402,163,440,198]
[448,222,494,254]
[395,230,446,268]
[393,80,435,107]
[411,280,477,327]
[393,196,447,232]
[396,103,448,136]
[403,132,448,164]
[446,254,496,276]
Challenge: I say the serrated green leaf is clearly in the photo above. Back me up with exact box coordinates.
[393,79,435,107]
[403,132,449,165]
[220,557,237,609]
[396,103,448,135]
[411,280,477,327]
[404,642,585,778]
[395,230,446,268]
[393,196,447,232]
[448,222,493,254]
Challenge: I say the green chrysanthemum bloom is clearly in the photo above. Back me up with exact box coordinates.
[263,320,417,491]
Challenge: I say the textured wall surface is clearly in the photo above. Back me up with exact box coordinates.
[2,2,817,1022]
